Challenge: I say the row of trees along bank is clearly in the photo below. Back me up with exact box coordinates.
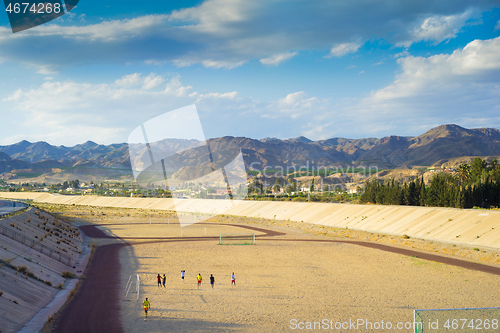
[360,158,500,209]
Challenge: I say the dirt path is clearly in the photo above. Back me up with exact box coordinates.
[51,242,127,333]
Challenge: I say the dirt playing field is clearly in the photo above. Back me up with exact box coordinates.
[28,203,498,333]
[114,226,499,332]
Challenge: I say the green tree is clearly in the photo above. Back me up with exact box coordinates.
[418,176,426,206]
[458,163,471,185]
[273,179,281,193]
[471,158,487,183]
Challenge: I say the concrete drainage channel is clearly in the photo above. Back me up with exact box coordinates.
[0,200,28,216]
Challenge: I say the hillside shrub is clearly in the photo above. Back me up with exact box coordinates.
[61,271,75,278]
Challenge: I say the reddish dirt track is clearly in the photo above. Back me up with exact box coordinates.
[51,242,127,333]
[80,222,286,238]
[51,222,282,333]
[51,223,500,333]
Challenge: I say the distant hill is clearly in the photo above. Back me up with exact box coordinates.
[404,125,500,165]
[0,152,11,161]
[0,158,31,174]
[1,124,500,178]
[0,140,130,168]
[432,155,500,169]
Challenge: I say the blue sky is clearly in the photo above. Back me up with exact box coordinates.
[1,0,500,146]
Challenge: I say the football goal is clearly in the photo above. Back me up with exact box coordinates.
[414,307,500,333]
[218,233,255,245]
[124,274,140,300]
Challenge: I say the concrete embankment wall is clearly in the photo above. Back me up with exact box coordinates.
[1,192,499,250]
[0,201,85,333]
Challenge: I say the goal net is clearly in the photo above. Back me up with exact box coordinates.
[218,233,255,245]
[124,274,140,300]
[414,307,500,333]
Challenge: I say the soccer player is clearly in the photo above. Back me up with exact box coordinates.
[162,274,166,288]
[197,273,202,288]
[157,274,161,287]
[210,274,215,289]
[231,272,235,286]
[143,297,150,320]
[181,270,185,283]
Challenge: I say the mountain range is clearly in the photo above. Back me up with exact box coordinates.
[1,124,500,176]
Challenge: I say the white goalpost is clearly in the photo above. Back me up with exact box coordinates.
[218,233,255,245]
[124,274,140,300]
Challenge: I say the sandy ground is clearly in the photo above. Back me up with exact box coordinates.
[37,204,500,332]
[107,223,500,333]
[118,238,500,332]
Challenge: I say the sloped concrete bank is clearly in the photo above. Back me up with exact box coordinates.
[0,201,88,333]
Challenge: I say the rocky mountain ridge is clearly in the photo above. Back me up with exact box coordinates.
[1,124,500,175]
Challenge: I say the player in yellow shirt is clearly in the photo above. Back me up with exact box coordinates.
[197,273,202,289]
[143,297,150,320]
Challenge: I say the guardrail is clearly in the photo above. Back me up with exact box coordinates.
[0,224,73,266]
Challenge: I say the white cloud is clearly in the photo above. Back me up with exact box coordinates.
[35,65,58,75]
[302,121,335,140]
[259,52,298,66]
[496,19,500,30]
[398,9,480,47]
[264,91,330,119]
[0,1,493,71]
[168,0,257,35]
[115,73,165,90]
[394,50,410,58]
[326,42,362,58]
[3,34,500,145]
[1,74,239,145]
[201,60,246,69]
[372,36,500,102]
[280,91,308,105]
[0,14,169,41]
[142,74,165,90]
[163,75,193,96]
[343,36,500,134]
[115,73,143,87]
[196,91,238,100]
[234,35,500,140]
